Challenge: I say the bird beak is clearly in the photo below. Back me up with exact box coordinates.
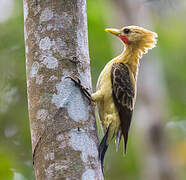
[105,28,120,36]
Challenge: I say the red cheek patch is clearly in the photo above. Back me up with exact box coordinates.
[119,35,130,44]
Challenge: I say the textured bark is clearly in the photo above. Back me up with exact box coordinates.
[23,0,103,179]
[111,0,176,179]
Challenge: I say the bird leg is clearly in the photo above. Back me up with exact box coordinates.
[91,90,104,102]
[65,76,93,104]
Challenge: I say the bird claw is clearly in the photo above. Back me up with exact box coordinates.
[65,76,93,104]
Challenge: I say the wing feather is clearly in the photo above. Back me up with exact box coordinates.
[111,62,135,153]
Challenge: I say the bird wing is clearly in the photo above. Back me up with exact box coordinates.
[111,62,135,153]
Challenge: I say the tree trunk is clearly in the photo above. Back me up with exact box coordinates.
[23,0,103,179]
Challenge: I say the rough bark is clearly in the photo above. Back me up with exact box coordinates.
[23,0,103,179]
[110,0,176,179]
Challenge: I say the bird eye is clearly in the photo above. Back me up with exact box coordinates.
[123,28,131,34]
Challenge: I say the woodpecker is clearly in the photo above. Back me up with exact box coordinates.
[91,26,157,171]
[67,26,157,172]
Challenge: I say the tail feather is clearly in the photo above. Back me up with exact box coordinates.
[115,129,122,152]
[98,127,109,174]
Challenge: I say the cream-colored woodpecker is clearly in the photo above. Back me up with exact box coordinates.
[67,26,157,172]
[91,26,157,171]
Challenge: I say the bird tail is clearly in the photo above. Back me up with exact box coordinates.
[115,129,122,152]
[115,128,130,155]
[98,127,109,174]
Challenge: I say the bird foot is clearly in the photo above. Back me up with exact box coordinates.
[65,76,93,104]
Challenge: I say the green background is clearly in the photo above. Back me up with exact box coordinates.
[0,0,186,179]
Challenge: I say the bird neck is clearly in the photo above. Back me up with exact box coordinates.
[117,45,142,79]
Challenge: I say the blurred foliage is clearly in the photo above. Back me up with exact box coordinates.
[87,0,112,85]
[0,0,186,179]
[0,0,33,179]
[155,16,186,118]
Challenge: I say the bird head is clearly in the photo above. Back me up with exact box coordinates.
[105,26,157,54]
